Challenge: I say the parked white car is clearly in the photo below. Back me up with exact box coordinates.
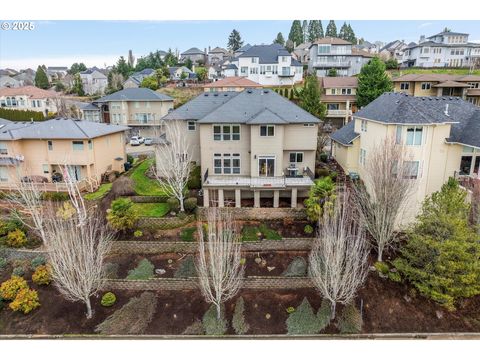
[130,136,144,146]
[144,138,153,146]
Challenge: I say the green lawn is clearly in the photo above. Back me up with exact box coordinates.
[389,68,480,77]
[84,183,112,201]
[241,224,282,242]
[129,159,167,196]
[180,227,197,242]
[132,202,170,217]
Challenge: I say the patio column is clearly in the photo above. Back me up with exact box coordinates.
[218,189,224,208]
[273,190,280,208]
[254,190,260,208]
[291,188,297,208]
[345,100,350,125]
[235,189,241,208]
[203,188,209,207]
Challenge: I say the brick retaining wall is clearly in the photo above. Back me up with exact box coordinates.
[109,238,314,255]
[1,247,46,261]
[103,276,314,291]
[137,215,195,230]
[197,207,307,221]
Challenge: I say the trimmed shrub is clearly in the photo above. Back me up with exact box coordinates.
[259,224,281,240]
[187,165,201,190]
[184,197,198,213]
[167,197,180,213]
[111,176,136,197]
[180,227,196,242]
[95,292,158,335]
[127,154,134,164]
[337,303,363,334]
[202,304,227,335]
[317,299,332,331]
[126,259,155,280]
[9,288,40,314]
[304,225,314,235]
[374,261,390,276]
[282,257,307,277]
[0,276,28,300]
[103,262,120,279]
[107,198,139,232]
[133,230,143,238]
[388,271,402,283]
[30,256,46,270]
[12,266,25,277]
[101,292,117,307]
[182,320,205,335]
[6,229,27,248]
[174,255,197,278]
[232,297,250,335]
[40,192,69,202]
[286,297,320,335]
[32,265,51,285]
[315,168,330,178]
[319,153,328,163]
[0,218,23,237]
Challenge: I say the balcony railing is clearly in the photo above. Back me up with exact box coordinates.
[312,61,351,68]
[127,119,164,126]
[203,169,314,188]
[0,177,99,193]
[326,109,353,117]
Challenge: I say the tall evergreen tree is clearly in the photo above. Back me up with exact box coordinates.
[339,22,348,40]
[227,29,244,51]
[346,24,357,44]
[273,32,285,46]
[72,74,85,96]
[356,57,393,107]
[34,65,49,89]
[325,20,338,38]
[318,20,324,38]
[116,56,133,78]
[302,20,308,43]
[307,20,322,42]
[296,75,326,119]
[68,63,87,75]
[288,20,304,47]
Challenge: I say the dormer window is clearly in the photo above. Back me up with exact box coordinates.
[251,58,257,63]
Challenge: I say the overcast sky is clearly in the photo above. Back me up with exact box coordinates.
[1,20,479,69]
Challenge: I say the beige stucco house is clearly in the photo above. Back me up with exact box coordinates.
[393,74,480,106]
[0,118,129,192]
[320,76,358,128]
[0,86,58,117]
[93,88,174,138]
[162,89,320,208]
[331,92,480,222]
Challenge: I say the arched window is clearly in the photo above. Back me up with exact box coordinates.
[19,97,25,106]
[11,97,17,106]
[6,97,11,106]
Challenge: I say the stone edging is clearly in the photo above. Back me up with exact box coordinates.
[109,238,314,254]
[103,276,313,291]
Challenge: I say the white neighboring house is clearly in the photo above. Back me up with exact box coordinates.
[0,76,21,88]
[123,68,156,88]
[79,69,108,95]
[79,103,101,122]
[208,47,228,65]
[168,66,195,81]
[402,30,480,68]
[0,86,58,116]
[234,44,303,86]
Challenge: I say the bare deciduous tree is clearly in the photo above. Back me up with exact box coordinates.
[309,188,370,319]
[353,136,417,261]
[153,120,192,212]
[196,208,244,319]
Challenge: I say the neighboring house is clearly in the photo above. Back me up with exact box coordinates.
[330,92,480,222]
[320,76,358,128]
[293,42,312,66]
[393,73,480,106]
[0,118,129,191]
[308,37,374,77]
[94,88,174,138]
[223,63,238,77]
[180,47,206,64]
[234,44,252,58]
[162,88,320,208]
[0,86,58,116]
[235,44,303,86]
[168,66,195,81]
[12,71,35,86]
[203,77,262,92]
[46,66,69,82]
[0,76,21,88]
[0,69,19,77]
[378,40,407,61]
[79,68,108,95]
[208,47,229,65]
[123,68,156,88]
[355,41,378,54]
[79,103,101,122]
[402,30,480,68]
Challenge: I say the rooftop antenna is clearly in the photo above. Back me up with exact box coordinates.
[444,104,449,116]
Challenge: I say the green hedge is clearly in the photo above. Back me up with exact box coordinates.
[0,108,45,121]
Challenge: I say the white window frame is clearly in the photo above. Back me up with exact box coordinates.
[0,166,8,182]
[421,82,431,90]
[47,140,53,151]
[213,124,240,141]
[400,82,410,90]
[406,126,423,146]
[213,153,241,175]
[289,152,304,164]
[187,121,196,131]
[259,125,275,137]
[361,120,367,132]
[359,148,366,166]
[72,140,84,151]
[0,142,7,155]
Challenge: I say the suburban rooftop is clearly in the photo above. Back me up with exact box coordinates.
[94,88,173,102]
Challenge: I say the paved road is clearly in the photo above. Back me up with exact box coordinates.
[126,144,155,156]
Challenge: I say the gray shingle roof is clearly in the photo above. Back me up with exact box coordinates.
[428,31,469,38]
[95,88,173,102]
[353,92,480,148]
[181,47,204,55]
[162,92,240,121]
[198,89,320,124]
[236,44,252,53]
[238,44,291,64]
[78,103,100,111]
[330,120,359,146]
[291,58,303,66]
[0,118,129,141]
